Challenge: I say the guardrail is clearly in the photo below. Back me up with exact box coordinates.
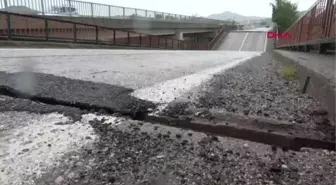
[276,0,335,53]
[0,11,207,49]
[0,0,226,24]
[208,26,230,50]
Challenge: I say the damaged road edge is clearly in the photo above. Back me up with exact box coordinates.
[0,85,153,120]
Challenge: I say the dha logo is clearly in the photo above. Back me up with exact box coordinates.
[267,32,292,39]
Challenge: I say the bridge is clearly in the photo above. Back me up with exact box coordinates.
[0,0,335,184]
[0,0,237,44]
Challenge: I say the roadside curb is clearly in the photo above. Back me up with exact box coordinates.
[271,50,336,124]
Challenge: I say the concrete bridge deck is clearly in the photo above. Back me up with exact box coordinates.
[0,0,226,38]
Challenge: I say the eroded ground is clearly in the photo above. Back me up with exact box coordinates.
[0,50,335,185]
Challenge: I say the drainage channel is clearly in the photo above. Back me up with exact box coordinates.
[0,85,335,151]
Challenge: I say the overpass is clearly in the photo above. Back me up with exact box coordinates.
[1,1,336,184]
[0,0,233,41]
[0,0,237,50]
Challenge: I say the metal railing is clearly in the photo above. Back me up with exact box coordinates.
[0,0,225,24]
[0,11,208,50]
[208,26,229,50]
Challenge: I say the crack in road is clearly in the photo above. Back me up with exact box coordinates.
[0,84,334,151]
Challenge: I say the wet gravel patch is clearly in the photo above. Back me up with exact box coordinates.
[0,111,97,185]
[163,53,334,140]
[1,97,335,185]
[0,71,156,118]
[32,118,336,185]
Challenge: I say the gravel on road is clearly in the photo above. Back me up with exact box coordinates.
[1,50,335,185]
[163,52,335,141]
[34,118,335,185]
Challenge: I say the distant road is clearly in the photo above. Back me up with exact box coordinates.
[218,31,267,52]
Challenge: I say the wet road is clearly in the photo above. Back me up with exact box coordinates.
[0,48,263,185]
[1,32,334,185]
[218,31,267,52]
[0,28,296,185]
[0,49,261,104]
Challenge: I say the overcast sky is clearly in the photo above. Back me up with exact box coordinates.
[82,0,317,17]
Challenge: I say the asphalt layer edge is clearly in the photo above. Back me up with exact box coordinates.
[143,114,335,151]
[0,85,150,120]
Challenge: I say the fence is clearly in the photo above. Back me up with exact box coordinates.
[208,26,230,50]
[0,0,226,25]
[0,11,208,49]
[276,0,335,49]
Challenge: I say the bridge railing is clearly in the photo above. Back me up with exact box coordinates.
[208,25,237,50]
[276,0,335,50]
[0,0,226,24]
[208,26,229,50]
[0,11,208,50]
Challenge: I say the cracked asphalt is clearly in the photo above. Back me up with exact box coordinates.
[0,98,335,185]
[0,47,335,185]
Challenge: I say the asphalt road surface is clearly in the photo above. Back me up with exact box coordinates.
[0,49,261,104]
[0,48,262,185]
[218,31,267,52]
[1,45,335,185]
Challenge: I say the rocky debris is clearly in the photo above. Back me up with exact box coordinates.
[1,53,335,185]
[31,119,336,185]
[164,53,335,141]
[163,101,192,117]
[0,111,97,185]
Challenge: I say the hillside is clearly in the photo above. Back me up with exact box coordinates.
[208,10,308,23]
[208,11,268,23]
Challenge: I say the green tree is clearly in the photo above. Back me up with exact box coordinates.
[270,0,298,32]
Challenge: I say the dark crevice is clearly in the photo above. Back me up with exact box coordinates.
[0,85,147,120]
[1,84,335,151]
[144,115,336,151]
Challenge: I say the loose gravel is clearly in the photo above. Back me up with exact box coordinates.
[1,97,335,185]
[33,119,335,185]
[0,112,97,185]
[1,51,335,185]
[164,52,335,141]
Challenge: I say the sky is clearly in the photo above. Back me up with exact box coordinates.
[82,0,317,18]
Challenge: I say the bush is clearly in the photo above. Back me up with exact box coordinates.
[280,65,296,80]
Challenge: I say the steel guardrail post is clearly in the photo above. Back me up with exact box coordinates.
[113,29,116,44]
[3,0,8,8]
[123,7,125,19]
[90,3,94,17]
[41,0,45,15]
[127,32,130,45]
[95,26,98,43]
[139,34,142,46]
[165,38,168,49]
[45,19,49,41]
[73,23,77,42]
[108,5,111,18]
[158,37,160,48]
[6,12,11,40]
[68,0,72,17]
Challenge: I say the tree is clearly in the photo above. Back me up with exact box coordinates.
[270,0,298,32]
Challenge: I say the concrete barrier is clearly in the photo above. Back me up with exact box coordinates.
[272,50,336,124]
